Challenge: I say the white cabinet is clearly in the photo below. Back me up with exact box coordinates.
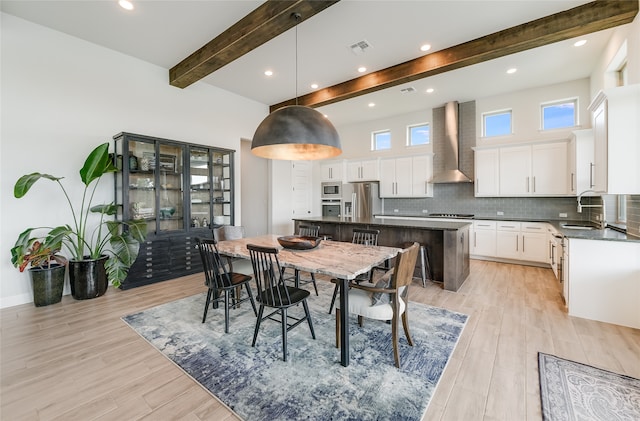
[496,221,548,263]
[473,148,499,196]
[587,85,640,194]
[499,147,531,195]
[320,161,344,182]
[497,141,568,196]
[568,129,594,195]
[379,155,433,198]
[471,220,496,257]
[347,159,379,182]
[531,142,567,195]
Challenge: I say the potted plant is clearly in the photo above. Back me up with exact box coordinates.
[11,226,68,306]
[13,142,147,299]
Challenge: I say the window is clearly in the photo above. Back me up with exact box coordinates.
[483,110,512,137]
[541,99,577,130]
[372,130,391,151]
[407,123,430,146]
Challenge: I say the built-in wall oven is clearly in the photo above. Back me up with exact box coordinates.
[322,199,342,217]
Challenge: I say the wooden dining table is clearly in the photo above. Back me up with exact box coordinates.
[215,234,400,367]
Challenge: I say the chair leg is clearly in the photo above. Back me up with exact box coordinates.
[328,283,339,314]
[402,310,414,346]
[419,246,427,287]
[302,300,316,339]
[392,313,400,368]
[335,308,341,348]
[202,289,213,323]
[246,285,258,316]
[281,308,288,361]
[252,305,265,347]
[310,273,318,296]
[223,290,230,333]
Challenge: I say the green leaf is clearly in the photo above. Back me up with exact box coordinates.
[79,143,116,186]
[90,203,117,216]
[14,173,63,198]
[126,219,148,242]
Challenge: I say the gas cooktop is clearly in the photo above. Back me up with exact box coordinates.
[427,213,475,219]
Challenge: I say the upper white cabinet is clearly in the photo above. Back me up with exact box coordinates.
[568,129,594,195]
[379,155,433,198]
[347,159,379,182]
[473,148,499,196]
[477,140,568,197]
[587,85,640,194]
[320,160,344,182]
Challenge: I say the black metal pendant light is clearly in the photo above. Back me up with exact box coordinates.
[251,13,341,160]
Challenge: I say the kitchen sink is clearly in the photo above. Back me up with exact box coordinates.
[561,224,597,230]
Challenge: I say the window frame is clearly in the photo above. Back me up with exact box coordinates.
[540,98,578,131]
[371,129,391,151]
[406,122,430,147]
[482,109,512,138]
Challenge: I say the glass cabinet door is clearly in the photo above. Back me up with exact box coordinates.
[212,151,232,226]
[190,147,211,228]
[157,143,184,232]
[126,139,158,233]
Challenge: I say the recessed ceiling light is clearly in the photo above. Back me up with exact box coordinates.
[506,68,517,74]
[264,70,273,76]
[426,88,435,93]
[118,0,134,10]
[311,83,318,89]
[574,40,587,47]
[368,102,375,108]
[420,44,431,52]
[358,67,367,73]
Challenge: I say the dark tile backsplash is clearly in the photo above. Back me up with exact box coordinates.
[382,183,589,221]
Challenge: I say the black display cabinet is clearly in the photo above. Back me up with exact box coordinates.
[113,132,234,289]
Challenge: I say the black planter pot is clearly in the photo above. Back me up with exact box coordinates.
[29,264,66,307]
[69,255,109,300]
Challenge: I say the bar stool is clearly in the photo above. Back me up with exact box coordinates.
[401,242,431,287]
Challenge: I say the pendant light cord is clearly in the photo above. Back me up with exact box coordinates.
[293,12,300,105]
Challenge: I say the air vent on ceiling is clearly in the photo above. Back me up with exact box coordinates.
[349,39,372,55]
[400,87,416,94]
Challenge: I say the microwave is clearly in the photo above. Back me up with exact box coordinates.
[321,182,341,199]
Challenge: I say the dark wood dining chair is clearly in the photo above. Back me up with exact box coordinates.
[335,242,420,368]
[196,238,257,333]
[213,225,253,275]
[247,244,316,361]
[327,228,380,314]
[282,224,320,295]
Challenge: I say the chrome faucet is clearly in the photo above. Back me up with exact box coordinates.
[576,190,602,213]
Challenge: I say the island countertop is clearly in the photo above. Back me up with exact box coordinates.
[292,216,472,231]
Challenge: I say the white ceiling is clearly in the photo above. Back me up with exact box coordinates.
[1,0,621,127]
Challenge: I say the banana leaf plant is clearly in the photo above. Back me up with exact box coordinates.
[13,142,147,287]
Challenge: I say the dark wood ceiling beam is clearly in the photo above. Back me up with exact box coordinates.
[170,0,340,89]
[271,0,638,111]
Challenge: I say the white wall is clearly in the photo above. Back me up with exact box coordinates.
[0,14,267,307]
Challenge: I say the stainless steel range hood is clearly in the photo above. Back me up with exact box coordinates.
[431,101,472,183]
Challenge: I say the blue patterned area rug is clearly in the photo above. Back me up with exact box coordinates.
[122,280,468,421]
[538,352,640,421]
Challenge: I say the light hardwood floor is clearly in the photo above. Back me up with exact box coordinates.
[2,260,639,420]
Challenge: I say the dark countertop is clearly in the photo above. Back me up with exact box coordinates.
[373,213,639,243]
[293,216,471,231]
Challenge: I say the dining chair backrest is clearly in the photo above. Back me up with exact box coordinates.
[214,225,245,241]
[196,238,233,289]
[352,228,380,246]
[391,242,421,290]
[247,244,294,306]
[298,224,320,237]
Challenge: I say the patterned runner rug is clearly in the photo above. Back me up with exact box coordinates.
[123,280,468,421]
[538,352,640,421]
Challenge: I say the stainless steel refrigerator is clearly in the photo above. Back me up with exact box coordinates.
[347,182,382,219]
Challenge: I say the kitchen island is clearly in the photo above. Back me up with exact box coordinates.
[293,216,471,292]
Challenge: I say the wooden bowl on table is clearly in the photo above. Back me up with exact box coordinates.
[277,235,322,250]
